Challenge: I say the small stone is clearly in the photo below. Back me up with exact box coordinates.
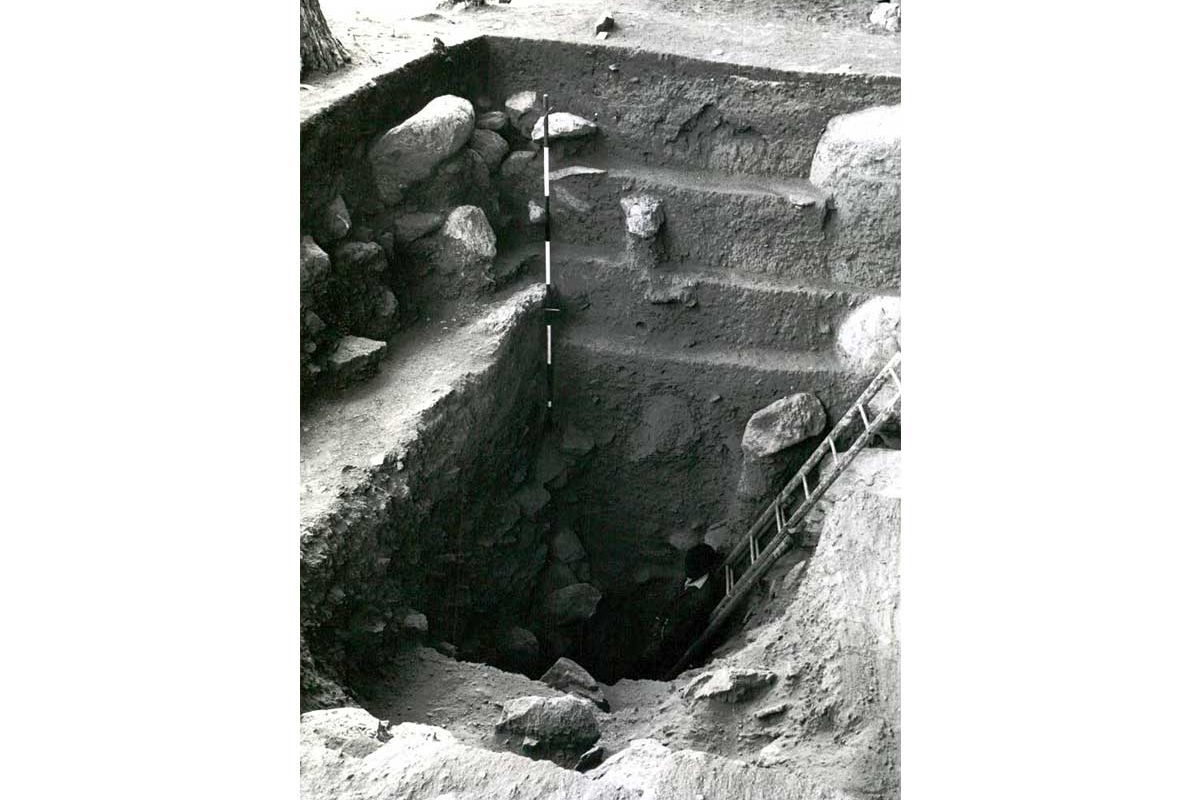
[594,11,615,35]
[684,667,776,704]
[540,657,608,710]
[620,194,664,238]
[498,626,540,673]
[401,610,428,637]
[547,583,602,625]
[753,702,789,720]
[469,128,509,170]
[596,31,609,41]
[528,199,546,224]
[300,236,331,300]
[476,110,508,131]
[322,195,352,241]
[530,112,599,143]
[495,695,601,751]
[434,641,458,658]
[575,745,605,772]
[552,528,587,563]
[869,2,901,33]
[504,90,541,137]
[709,394,722,403]
[392,211,445,244]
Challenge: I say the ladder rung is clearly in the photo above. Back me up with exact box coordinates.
[858,403,870,428]
[725,564,733,596]
[774,502,784,535]
[828,437,838,465]
[802,473,810,499]
[888,366,902,391]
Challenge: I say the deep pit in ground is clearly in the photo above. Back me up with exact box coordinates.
[300,33,899,710]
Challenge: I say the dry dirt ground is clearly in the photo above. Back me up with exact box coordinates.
[303,0,899,119]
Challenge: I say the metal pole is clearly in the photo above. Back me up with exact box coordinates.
[542,93,554,421]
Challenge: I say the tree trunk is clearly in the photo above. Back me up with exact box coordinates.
[300,0,351,78]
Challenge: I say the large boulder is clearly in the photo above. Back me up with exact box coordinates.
[495,694,601,751]
[548,582,602,625]
[368,95,475,204]
[540,657,609,710]
[809,105,900,288]
[741,393,827,458]
[836,296,900,373]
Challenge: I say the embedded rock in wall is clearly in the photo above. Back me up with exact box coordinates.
[391,211,445,245]
[498,150,540,205]
[321,195,352,242]
[531,112,599,142]
[477,110,509,131]
[836,296,900,373]
[552,527,587,564]
[742,393,827,459]
[684,666,777,704]
[410,205,497,298]
[869,2,902,33]
[620,194,664,239]
[470,128,510,170]
[810,105,900,288]
[548,582,602,625]
[498,625,541,675]
[300,235,331,307]
[540,657,609,710]
[368,95,476,205]
[327,241,401,340]
[504,90,541,137]
[408,149,500,226]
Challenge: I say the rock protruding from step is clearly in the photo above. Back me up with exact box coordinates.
[869,2,901,32]
[469,128,509,170]
[530,112,599,143]
[401,610,428,639]
[683,666,777,704]
[594,11,616,35]
[837,296,900,373]
[328,241,400,339]
[369,95,475,204]
[504,90,541,137]
[476,110,508,131]
[326,335,388,388]
[495,694,601,751]
[742,392,827,458]
[620,194,664,239]
[547,582,602,625]
[810,104,900,288]
[301,707,389,759]
[540,657,609,710]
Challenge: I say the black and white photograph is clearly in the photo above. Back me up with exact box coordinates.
[300,2,900,797]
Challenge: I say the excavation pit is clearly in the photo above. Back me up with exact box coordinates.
[300,34,900,704]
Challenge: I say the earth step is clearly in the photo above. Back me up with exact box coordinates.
[527,158,840,284]
[540,244,884,353]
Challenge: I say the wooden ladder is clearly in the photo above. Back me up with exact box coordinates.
[669,351,902,676]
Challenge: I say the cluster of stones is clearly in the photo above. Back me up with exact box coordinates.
[300,90,609,397]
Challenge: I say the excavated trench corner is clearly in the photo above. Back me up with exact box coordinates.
[300,34,900,711]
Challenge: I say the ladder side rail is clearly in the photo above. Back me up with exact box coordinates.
[669,394,901,678]
[721,352,900,569]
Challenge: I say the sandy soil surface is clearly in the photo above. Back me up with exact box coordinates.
[303,0,899,119]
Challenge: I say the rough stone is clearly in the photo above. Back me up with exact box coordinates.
[392,211,445,244]
[551,527,587,563]
[325,335,388,388]
[504,90,541,137]
[540,657,609,710]
[560,423,595,456]
[300,235,331,305]
[620,194,664,239]
[513,482,551,518]
[497,625,541,674]
[401,610,428,638]
[594,12,616,35]
[498,150,540,203]
[836,296,900,373]
[476,110,509,131]
[741,392,827,458]
[528,198,546,224]
[869,2,901,33]
[531,112,599,142]
[409,205,498,298]
[469,128,510,170]
[328,242,400,339]
[547,582,602,625]
[369,95,475,204]
[684,667,777,703]
[495,694,601,750]
[322,194,352,241]
[810,104,900,288]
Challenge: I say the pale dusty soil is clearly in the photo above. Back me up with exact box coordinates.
[303,0,899,120]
